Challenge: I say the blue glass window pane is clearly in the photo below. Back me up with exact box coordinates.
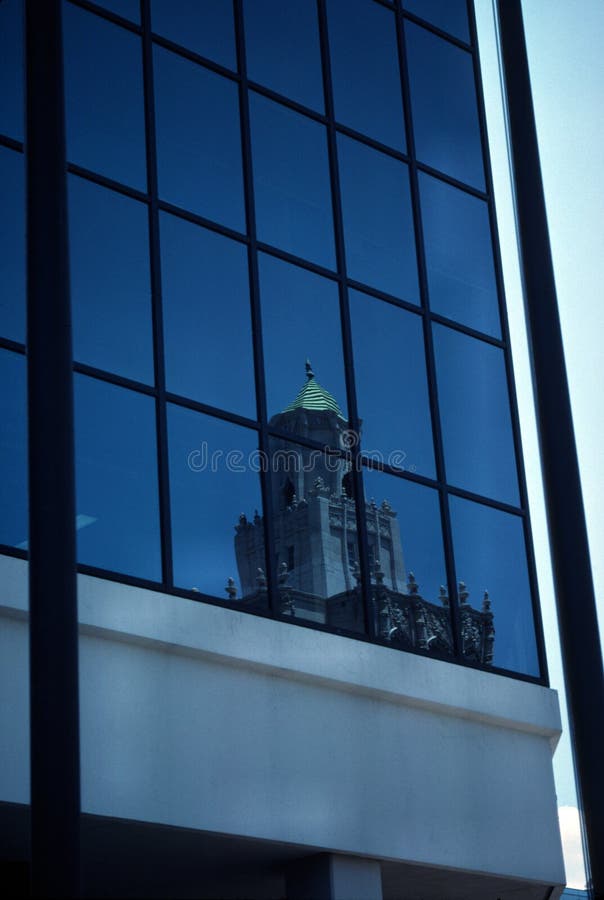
[93,0,140,23]
[69,177,154,383]
[350,291,434,477]
[327,0,405,151]
[450,496,540,677]
[250,93,335,270]
[0,350,27,548]
[404,0,470,43]
[0,0,23,141]
[338,135,419,302]
[420,173,500,336]
[362,469,452,655]
[154,47,245,231]
[151,0,235,70]
[168,406,266,603]
[74,377,161,580]
[434,325,519,506]
[0,148,25,343]
[244,0,323,111]
[406,23,484,190]
[63,5,147,191]
[160,212,255,417]
[268,436,364,630]
[259,254,347,423]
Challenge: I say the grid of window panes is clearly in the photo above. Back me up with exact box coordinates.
[0,0,546,680]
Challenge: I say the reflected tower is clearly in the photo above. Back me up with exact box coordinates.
[234,362,494,663]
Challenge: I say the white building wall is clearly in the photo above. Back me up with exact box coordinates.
[0,556,565,888]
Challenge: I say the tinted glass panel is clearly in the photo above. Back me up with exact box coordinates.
[362,469,451,656]
[64,5,147,191]
[350,291,434,477]
[0,351,27,548]
[74,377,161,580]
[268,436,363,630]
[0,0,23,141]
[250,93,335,269]
[338,135,418,302]
[450,496,539,676]
[434,325,519,506]
[154,47,245,231]
[327,0,405,150]
[169,406,266,603]
[420,172,500,336]
[259,254,347,423]
[0,147,25,343]
[93,0,140,23]
[406,23,484,190]
[151,0,236,70]
[244,0,323,111]
[69,177,154,383]
[160,212,255,417]
[404,0,470,43]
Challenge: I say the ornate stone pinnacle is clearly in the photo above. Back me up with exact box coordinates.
[407,571,419,595]
[225,577,237,600]
[458,581,469,604]
[305,358,314,380]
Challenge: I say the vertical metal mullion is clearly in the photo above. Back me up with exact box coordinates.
[466,0,549,683]
[26,0,81,895]
[317,0,375,640]
[233,0,278,615]
[141,0,173,588]
[394,5,462,659]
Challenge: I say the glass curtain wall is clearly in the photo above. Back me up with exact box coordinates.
[0,0,546,681]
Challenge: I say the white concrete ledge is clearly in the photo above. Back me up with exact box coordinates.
[0,555,561,746]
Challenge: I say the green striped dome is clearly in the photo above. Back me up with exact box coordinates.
[283,361,344,418]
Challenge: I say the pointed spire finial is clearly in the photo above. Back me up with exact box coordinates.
[305,358,314,380]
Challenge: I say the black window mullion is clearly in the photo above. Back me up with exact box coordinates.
[394,4,463,660]
[141,0,173,589]
[317,0,375,641]
[233,0,278,617]
[466,0,548,682]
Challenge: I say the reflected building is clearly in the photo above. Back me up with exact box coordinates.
[234,362,494,664]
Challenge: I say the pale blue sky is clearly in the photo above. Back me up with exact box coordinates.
[476,0,604,885]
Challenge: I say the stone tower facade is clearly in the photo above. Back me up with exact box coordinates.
[233,363,494,663]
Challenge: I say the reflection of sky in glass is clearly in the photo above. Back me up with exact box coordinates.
[244,0,324,112]
[404,0,470,44]
[161,213,256,417]
[434,325,519,506]
[420,172,500,337]
[69,176,154,383]
[450,496,539,677]
[74,376,161,581]
[0,147,25,344]
[338,135,419,302]
[434,325,519,505]
[0,0,23,141]
[151,0,235,69]
[0,350,27,547]
[94,0,140,23]
[362,469,447,608]
[406,22,484,190]
[63,4,147,191]
[259,253,347,421]
[154,46,245,231]
[250,92,336,270]
[169,405,264,599]
[327,0,405,151]
[350,291,434,477]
